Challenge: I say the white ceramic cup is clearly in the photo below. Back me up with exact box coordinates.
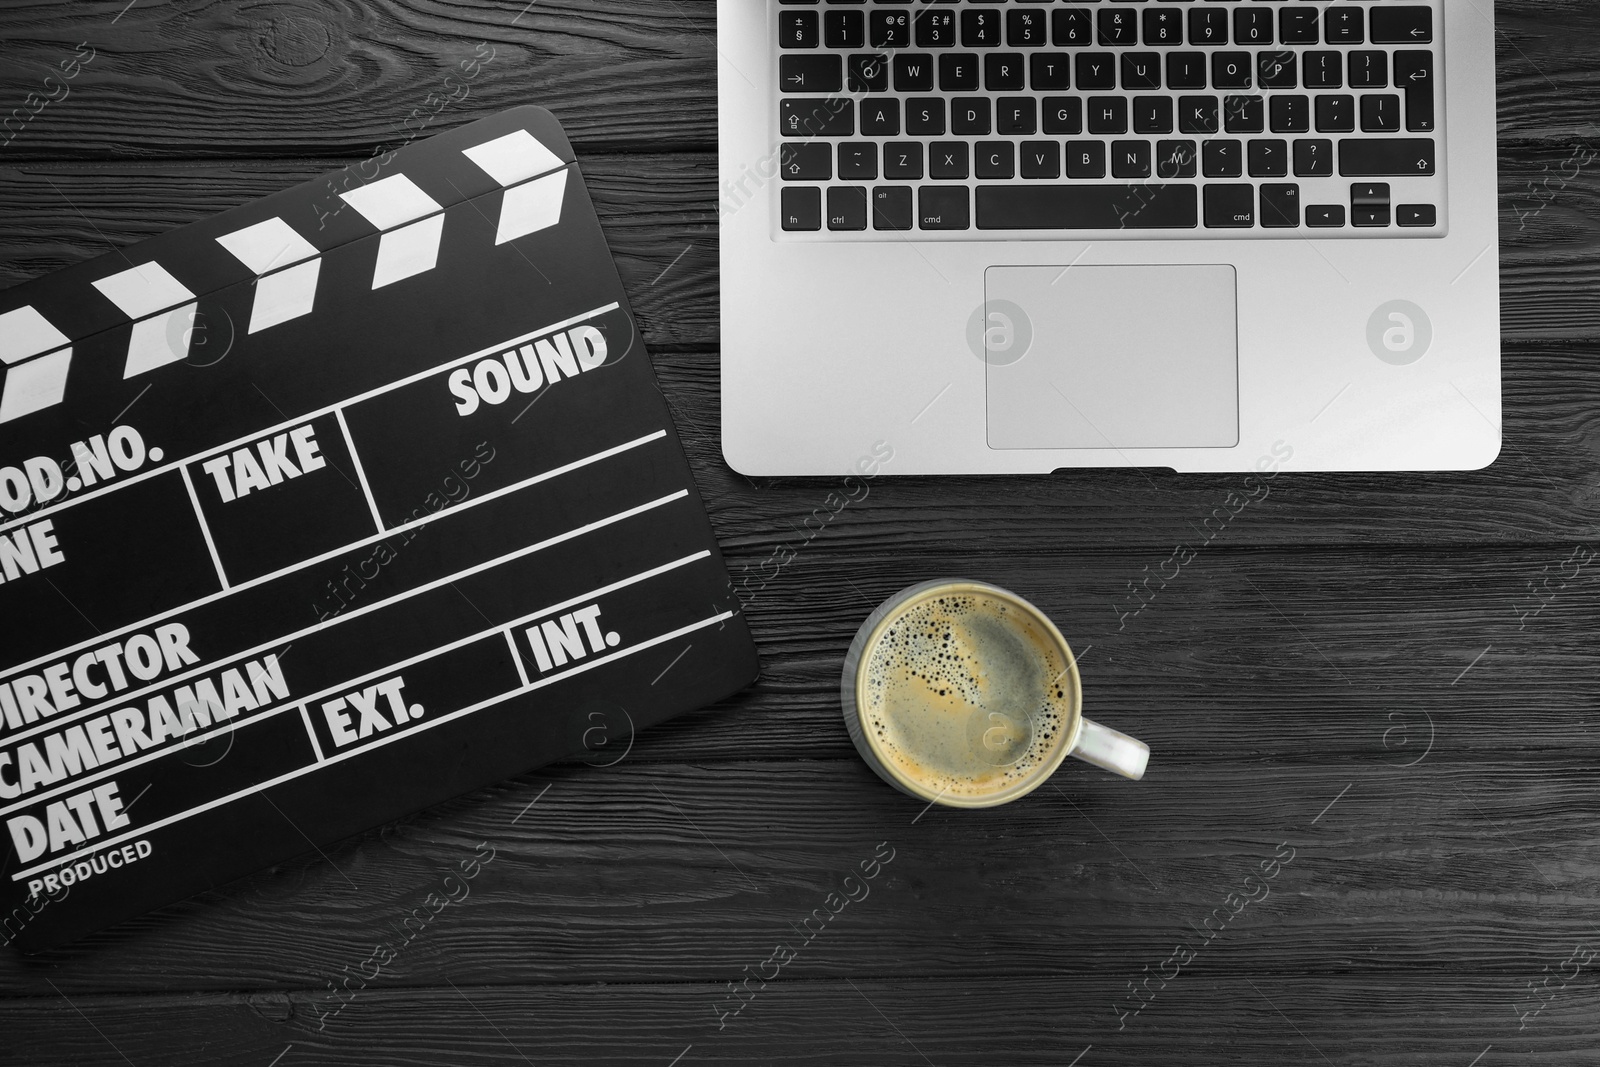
[842,579,1149,808]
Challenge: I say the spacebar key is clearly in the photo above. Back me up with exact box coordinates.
[976,184,1198,230]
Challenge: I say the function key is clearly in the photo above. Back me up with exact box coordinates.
[781,187,821,232]
[780,11,818,49]
[1371,7,1433,45]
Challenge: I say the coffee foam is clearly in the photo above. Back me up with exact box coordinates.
[861,591,1073,799]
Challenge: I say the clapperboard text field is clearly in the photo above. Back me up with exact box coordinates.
[0,107,757,949]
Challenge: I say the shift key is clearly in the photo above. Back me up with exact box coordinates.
[1339,138,1435,176]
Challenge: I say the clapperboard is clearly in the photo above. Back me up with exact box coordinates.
[0,106,757,950]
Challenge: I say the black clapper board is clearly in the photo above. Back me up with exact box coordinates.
[0,106,757,951]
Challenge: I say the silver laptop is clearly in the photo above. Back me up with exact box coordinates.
[717,0,1500,475]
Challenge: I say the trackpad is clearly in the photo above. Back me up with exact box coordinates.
[984,265,1238,449]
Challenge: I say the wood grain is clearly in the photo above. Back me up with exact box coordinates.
[3,756,1598,996]
[1,1,1598,1065]
[6,972,1600,1067]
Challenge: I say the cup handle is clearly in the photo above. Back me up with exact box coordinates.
[1070,718,1150,781]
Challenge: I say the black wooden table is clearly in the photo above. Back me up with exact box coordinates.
[2,2,1596,1063]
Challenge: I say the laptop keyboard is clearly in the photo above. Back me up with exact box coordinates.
[770,0,1445,238]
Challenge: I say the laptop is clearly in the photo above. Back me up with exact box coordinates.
[717,0,1500,475]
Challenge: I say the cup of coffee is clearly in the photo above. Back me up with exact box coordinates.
[842,580,1148,808]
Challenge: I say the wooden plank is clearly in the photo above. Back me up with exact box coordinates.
[5,975,1590,1067]
[2,753,1595,994]
[0,0,1592,159]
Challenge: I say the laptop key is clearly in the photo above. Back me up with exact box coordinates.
[1360,95,1403,133]
[1395,51,1435,132]
[974,184,1199,229]
[1043,96,1084,135]
[1371,7,1432,46]
[781,142,832,181]
[1067,140,1107,179]
[1204,184,1256,228]
[1202,139,1243,178]
[838,142,878,180]
[976,142,1015,180]
[827,186,868,231]
[848,54,889,93]
[872,187,914,232]
[781,99,853,138]
[1248,139,1289,178]
[779,55,841,94]
[780,11,818,49]
[919,186,970,230]
[1260,183,1301,228]
[930,141,970,180]
[1157,139,1198,179]
[1293,138,1334,177]
[1021,141,1062,179]
[781,187,821,231]
[883,141,924,180]
[860,98,900,136]
[1306,204,1346,228]
[1397,204,1437,227]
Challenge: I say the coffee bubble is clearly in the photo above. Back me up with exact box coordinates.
[860,592,1073,799]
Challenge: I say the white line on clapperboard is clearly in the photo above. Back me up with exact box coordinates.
[0,301,621,543]
[0,463,678,748]
[0,546,714,820]
[0,424,664,687]
[12,607,733,884]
